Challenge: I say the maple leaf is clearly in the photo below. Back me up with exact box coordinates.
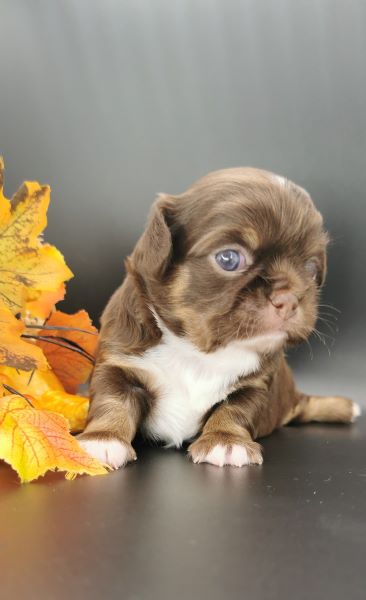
[0,364,63,395]
[0,366,88,432]
[31,390,89,433]
[25,282,66,320]
[0,394,107,482]
[0,302,48,371]
[35,310,98,393]
[0,159,103,483]
[0,157,73,315]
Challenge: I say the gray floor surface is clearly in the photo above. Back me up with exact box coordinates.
[1,369,365,600]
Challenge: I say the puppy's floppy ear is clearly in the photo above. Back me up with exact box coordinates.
[130,194,176,280]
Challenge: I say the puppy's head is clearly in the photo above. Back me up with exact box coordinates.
[129,168,328,353]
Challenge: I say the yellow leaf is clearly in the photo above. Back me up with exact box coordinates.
[0,302,48,371]
[31,390,89,433]
[0,364,64,395]
[0,395,107,482]
[25,283,66,320]
[0,366,87,432]
[0,157,73,314]
[0,156,10,223]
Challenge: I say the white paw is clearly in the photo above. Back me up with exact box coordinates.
[193,443,260,468]
[351,402,362,422]
[78,438,135,469]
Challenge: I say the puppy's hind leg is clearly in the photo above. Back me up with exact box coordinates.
[77,364,150,469]
[288,393,361,425]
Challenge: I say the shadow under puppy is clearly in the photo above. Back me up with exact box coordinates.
[79,168,361,468]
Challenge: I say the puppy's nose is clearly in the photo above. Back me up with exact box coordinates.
[270,291,299,320]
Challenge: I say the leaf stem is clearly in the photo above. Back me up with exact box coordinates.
[25,324,98,335]
[21,334,95,363]
[2,384,34,406]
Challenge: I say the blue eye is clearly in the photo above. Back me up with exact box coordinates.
[215,249,245,271]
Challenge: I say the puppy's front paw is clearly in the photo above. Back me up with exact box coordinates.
[188,434,263,468]
[77,435,137,469]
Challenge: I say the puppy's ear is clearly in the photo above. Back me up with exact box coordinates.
[130,194,176,280]
[318,248,328,287]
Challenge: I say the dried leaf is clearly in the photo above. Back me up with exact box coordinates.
[0,364,64,396]
[31,391,89,433]
[0,302,48,371]
[36,310,98,393]
[0,394,107,482]
[25,283,66,320]
[0,157,73,314]
[0,159,102,483]
[0,367,88,432]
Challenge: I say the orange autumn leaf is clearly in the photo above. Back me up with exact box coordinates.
[0,157,73,315]
[0,158,102,483]
[36,310,98,393]
[31,390,89,433]
[0,366,88,432]
[0,302,48,371]
[0,394,107,482]
[25,283,66,320]
[0,364,64,396]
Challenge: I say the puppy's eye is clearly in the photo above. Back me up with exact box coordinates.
[215,249,246,271]
[305,259,318,280]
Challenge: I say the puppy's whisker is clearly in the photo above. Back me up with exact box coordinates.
[312,331,330,355]
[318,308,339,317]
[311,328,334,356]
[318,310,338,321]
[304,337,314,361]
[318,310,338,322]
[317,316,338,334]
[314,328,335,342]
[317,304,341,314]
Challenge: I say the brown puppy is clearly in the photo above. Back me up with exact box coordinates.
[78,168,360,468]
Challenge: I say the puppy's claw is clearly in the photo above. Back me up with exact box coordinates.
[77,437,136,469]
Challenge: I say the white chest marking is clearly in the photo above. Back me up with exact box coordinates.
[124,318,285,448]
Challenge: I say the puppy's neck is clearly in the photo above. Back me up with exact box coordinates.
[150,306,286,357]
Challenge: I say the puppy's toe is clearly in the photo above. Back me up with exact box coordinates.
[77,437,136,469]
[188,436,263,468]
[204,444,238,467]
[203,444,250,467]
[230,444,252,467]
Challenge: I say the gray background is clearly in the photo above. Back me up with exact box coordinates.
[1,3,366,599]
[1,0,365,395]
[1,0,365,396]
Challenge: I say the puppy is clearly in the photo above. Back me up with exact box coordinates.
[78,168,360,468]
